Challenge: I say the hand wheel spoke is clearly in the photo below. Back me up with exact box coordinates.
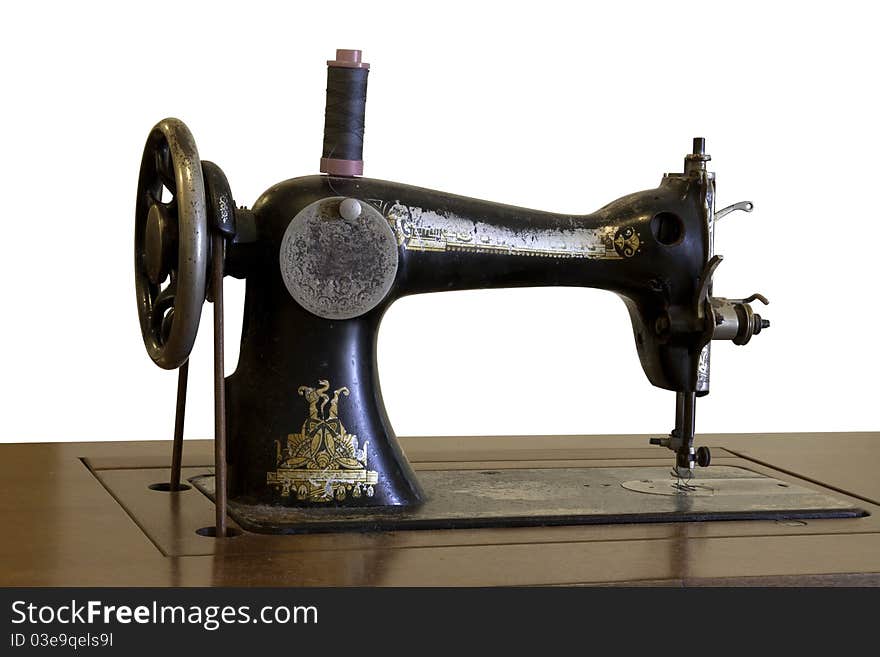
[153,282,176,313]
[155,145,177,195]
[145,183,175,207]
[151,283,177,340]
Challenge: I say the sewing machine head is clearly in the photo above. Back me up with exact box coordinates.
[134,50,769,520]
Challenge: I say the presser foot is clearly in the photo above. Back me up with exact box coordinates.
[649,390,712,480]
[649,436,712,483]
[670,467,697,492]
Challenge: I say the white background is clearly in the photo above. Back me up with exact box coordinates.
[1,1,877,443]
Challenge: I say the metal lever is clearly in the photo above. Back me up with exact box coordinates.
[212,232,228,538]
[716,201,754,221]
[729,293,769,306]
[695,255,723,319]
[169,361,189,491]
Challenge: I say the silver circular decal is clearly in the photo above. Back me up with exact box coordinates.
[279,197,399,320]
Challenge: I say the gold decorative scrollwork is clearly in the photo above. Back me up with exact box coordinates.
[267,380,378,502]
[613,227,641,258]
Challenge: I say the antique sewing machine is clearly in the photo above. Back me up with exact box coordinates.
[4,47,879,588]
[131,50,862,540]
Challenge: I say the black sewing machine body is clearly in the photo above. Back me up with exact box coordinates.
[225,172,714,506]
[134,51,771,532]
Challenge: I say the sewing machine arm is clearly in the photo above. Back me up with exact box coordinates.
[238,172,714,393]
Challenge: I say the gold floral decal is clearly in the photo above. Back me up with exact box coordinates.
[613,227,641,258]
[267,380,378,502]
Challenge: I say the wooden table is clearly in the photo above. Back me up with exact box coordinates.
[2,433,879,586]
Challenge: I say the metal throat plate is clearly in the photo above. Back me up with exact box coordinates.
[191,466,865,534]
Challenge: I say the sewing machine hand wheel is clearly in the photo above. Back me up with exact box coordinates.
[134,118,209,370]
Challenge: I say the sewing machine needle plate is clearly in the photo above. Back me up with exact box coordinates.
[190,465,865,534]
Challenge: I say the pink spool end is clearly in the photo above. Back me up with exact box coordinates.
[320,157,364,177]
[327,49,370,69]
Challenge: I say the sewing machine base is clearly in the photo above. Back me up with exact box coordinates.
[189,466,863,534]
[4,434,880,585]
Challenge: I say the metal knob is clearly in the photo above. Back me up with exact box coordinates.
[696,446,711,468]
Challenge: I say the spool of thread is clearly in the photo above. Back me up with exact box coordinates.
[320,49,369,176]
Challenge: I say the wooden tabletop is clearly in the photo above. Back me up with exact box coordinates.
[2,432,879,586]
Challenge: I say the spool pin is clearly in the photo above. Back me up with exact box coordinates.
[320,49,370,177]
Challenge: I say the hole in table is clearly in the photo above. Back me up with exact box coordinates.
[148,482,192,492]
[195,526,242,538]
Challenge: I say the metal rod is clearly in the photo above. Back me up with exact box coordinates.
[169,360,189,490]
[674,391,684,436]
[212,233,228,537]
[676,391,697,469]
[681,392,696,442]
